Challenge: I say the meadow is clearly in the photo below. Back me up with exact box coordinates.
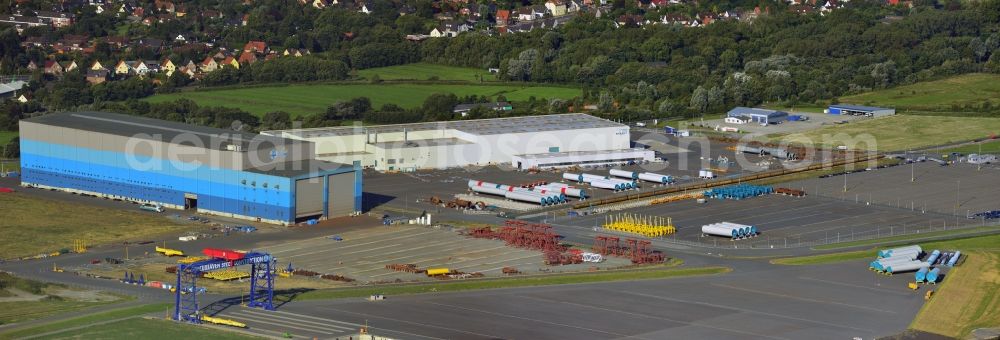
[772,115,1000,151]
[840,73,1000,114]
[356,62,494,82]
[147,83,581,117]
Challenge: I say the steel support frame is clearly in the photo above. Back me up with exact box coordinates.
[248,260,275,310]
[175,265,201,323]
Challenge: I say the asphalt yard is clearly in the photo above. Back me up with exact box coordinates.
[259,225,632,284]
[560,193,956,247]
[213,258,925,340]
[787,162,1000,216]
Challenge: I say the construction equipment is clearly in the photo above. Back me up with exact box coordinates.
[72,239,87,253]
[155,246,185,257]
[201,315,247,328]
[603,213,676,237]
[426,268,451,276]
[908,282,919,290]
[925,290,934,300]
[52,263,63,272]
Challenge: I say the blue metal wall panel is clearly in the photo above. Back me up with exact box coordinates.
[20,139,296,222]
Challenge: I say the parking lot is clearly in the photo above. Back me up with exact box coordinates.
[259,225,632,284]
[787,162,1000,216]
[364,135,836,214]
[213,258,927,340]
[697,111,869,136]
[559,193,958,248]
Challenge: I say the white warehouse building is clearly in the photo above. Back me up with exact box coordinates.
[263,114,653,171]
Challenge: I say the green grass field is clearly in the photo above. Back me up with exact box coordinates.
[30,318,260,340]
[297,266,728,301]
[773,115,1000,151]
[0,303,172,339]
[840,73,1000,114]
[0,194,192,259]
[357,63,494,82]
[936,139,1000,155]
[147,83,581,117]
[0,299,120,325]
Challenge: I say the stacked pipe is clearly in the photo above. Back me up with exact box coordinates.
[878,245,922,258]
[535,183,588,199]
[704,184,773,200]
[869,251,921,272]
[564,172,635,191]
[468,180,564,206]
[947,251,961,267]
[700,222,758,240]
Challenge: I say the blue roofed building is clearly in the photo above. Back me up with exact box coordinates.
[826,104,895,117]
[726,107,789,124]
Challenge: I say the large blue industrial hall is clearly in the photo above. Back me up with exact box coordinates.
[18,111,362,225]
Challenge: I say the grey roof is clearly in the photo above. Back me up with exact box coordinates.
[453,102,511,112]
[24,111,307,151]
[727,107,788,118]
[0,81,26,95]
[270,113,623,139]
[244,159,354,178]
[829,104,893,112]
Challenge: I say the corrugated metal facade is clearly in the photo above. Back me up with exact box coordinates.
[19,114,362,225]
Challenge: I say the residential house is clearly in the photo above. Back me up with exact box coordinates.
[43,61,64,75]
[201,10,222,19]
[114,60,134,76]
[545,0,567,16]
[0,81,27,100]
[359,1,373,13]
[62,60,78,72]
[90,60,108,72]
[59,35,89,51]
[17,94,30,103]
[531,5,547,19]
[136,38,164,51]
[282,48,305,57]
[174,34,188,42]
[821,0,842,12]
[243,40,268,54]
[86,69,109,84]
[200,57,220,72]
[616,14,645,27]
[430,21,471,37]
[154,0,175,13]
[35,11,75,27]
[311,0,330,9]
[649,0,668,8]
[26,60,38,71]
[105,36,129,48]
[161,59,176,76]
[22,36,49,47]
[238,51,258,65]
[697,12,718,25]
[184,60,197,71]
[175,4,187,17]
[516,7,534,21]
[788,4,815,14]
[221,56,239,69]
[495,9,510,25]
[143,61,160,74]
[131,60,150,75]
[176,66,196,78]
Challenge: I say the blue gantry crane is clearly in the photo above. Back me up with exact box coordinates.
[174,248,276,323]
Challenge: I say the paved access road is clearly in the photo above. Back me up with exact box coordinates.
[213,258,924,340]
